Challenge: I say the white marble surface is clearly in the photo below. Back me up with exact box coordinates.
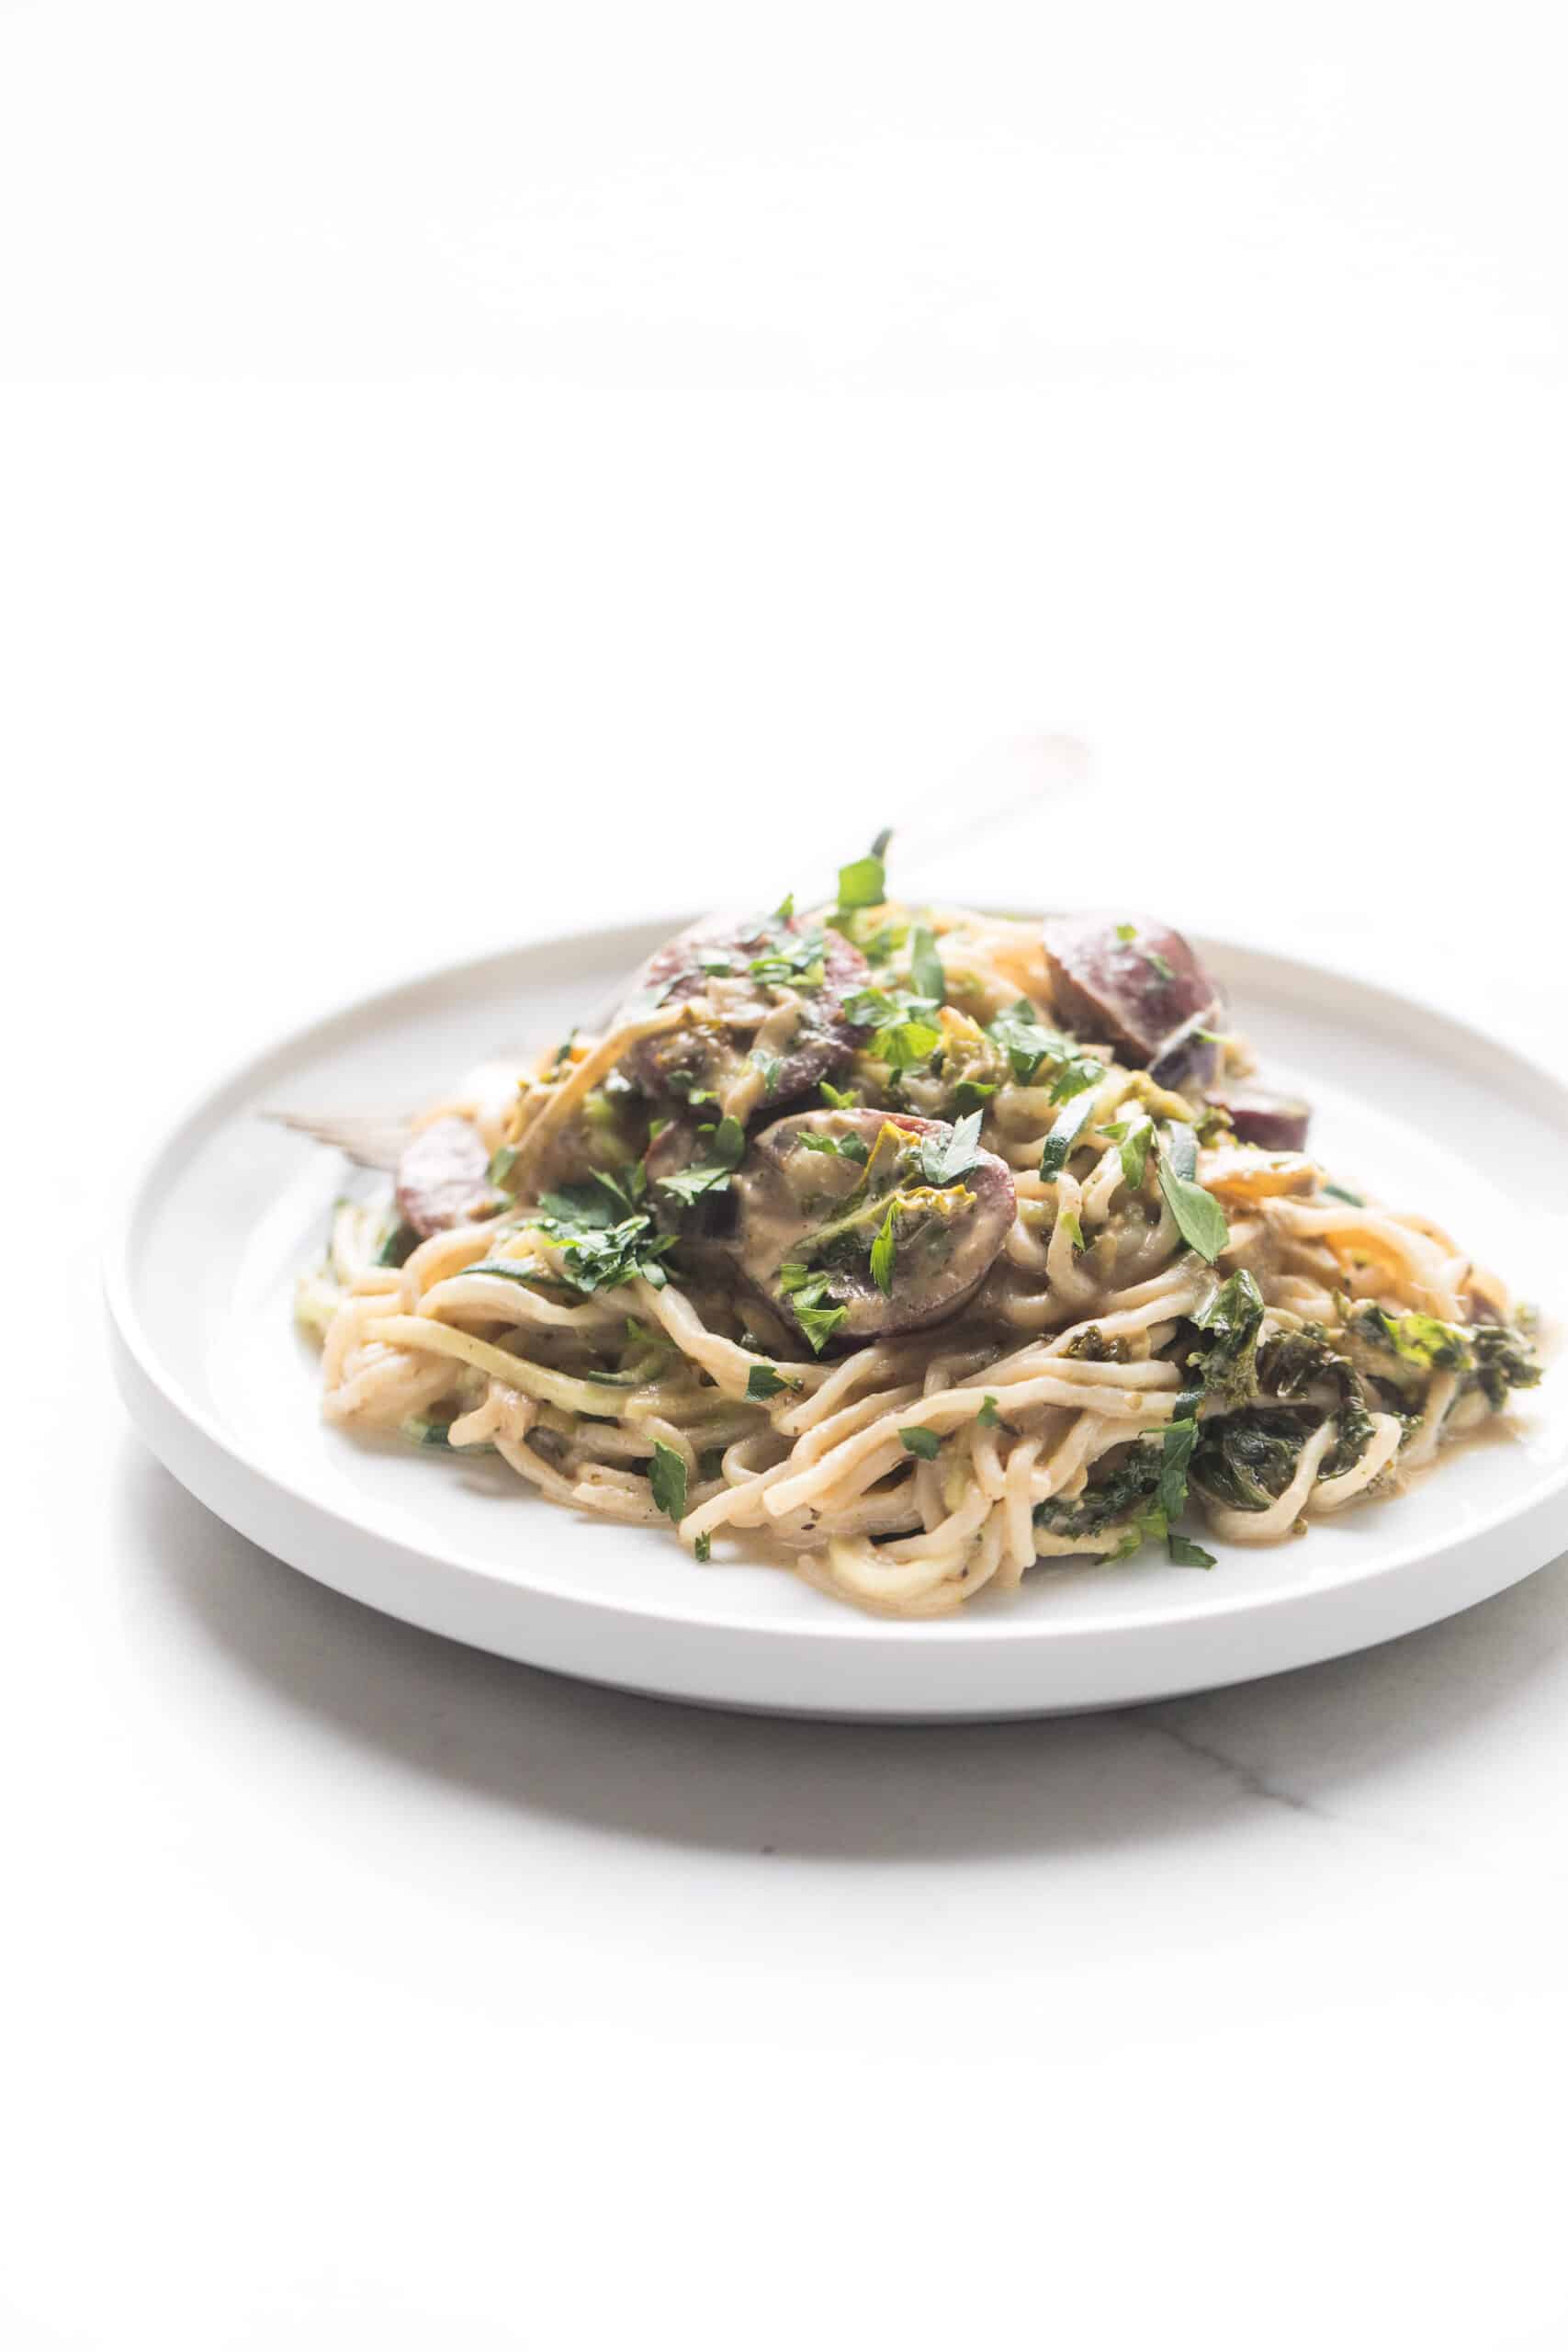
[6,4,1568,2345]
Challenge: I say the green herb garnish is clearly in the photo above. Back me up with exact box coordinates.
[899,1426,942,1460]
[656,1115,746,1207]
[977,1394,1000,1427]
[1168,1532,1216,1568]
[1118,1120,1153,1192]
[919,1108,984,1186]
[1049,1056,1106,1104]
[838,846,887,910]
[908,922,945,1004]
[746,1363,798,1400]
[1155,1124,1230,1263]
[987,999,1072,1085]
[649,1442,688,1523]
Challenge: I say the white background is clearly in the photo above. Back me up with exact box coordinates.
[5,4,1568,2346]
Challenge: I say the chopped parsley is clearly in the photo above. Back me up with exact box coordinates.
[779,1262,850,1353]
[656,1115,746,1206]
[919,1107,984,1186]
[899,1426,942,1460]
[794,1128,869,1163]
[977,1395,1000,1427]
[746,1363,798,1400]
[838,844,888,911]
[649,1442,688,1522]
[533,1182,677,1294]
[1168,1532,1217,1569]
[908,922,945,1004]
[750,1051,783,1096]
[1155,1123,1230,1263]
[694,1532,712,1564]
[747,929,829,989]
[819,1079,859,1110]
[987,998,1072,1085]
[1049,1055,1106,1105]
[1118,1119,1153,1192]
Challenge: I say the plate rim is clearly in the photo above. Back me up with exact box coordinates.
[104,917,1568,1708]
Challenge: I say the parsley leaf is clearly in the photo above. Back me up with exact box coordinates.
[838,848,887,910]
[1156,1124,1230,1263]
[1168,1532,1216,1568]
[1049,1056,1105,1104]
[869,1202,898,1295]
[908,922,945,1003]
[750,1050,783,1095]
[919,1107,984,1186]
[987,999,1071,1085]
[877,1019,941,1069]
[899,1426,942,1460]
[1119,1119,1153,1191]
[819,1079,859,1110]
[656,1115,746,1207]
[649,1442,688,1522]
[795,1297,849,1353]
[794,1128,869,1164]
[746,1363,798,1400]
[780,1264,850,1353]
[977,1394,1000,1427]
[748,930,829,989]
[534,1186,677,1294]
[1059,1209,1084,1250]
[694,1532,712,1563]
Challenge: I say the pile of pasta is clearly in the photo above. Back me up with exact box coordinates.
[300,900,1540,1616]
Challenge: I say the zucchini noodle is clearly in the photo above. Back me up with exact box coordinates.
[299,882,1544,1618]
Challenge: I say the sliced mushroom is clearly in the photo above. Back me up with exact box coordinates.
[395,1115,498,1238]
[1206,1084,1312,1152]
[733,1108,1015,1345]
[616,911,871,1106]
[1043,912,1225,1088]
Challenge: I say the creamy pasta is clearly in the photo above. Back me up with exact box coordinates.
[296,849,1541,1617]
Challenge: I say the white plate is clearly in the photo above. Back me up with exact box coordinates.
[107,922,1568,1720]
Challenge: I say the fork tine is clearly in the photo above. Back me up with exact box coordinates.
[263,1109,412,1171]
